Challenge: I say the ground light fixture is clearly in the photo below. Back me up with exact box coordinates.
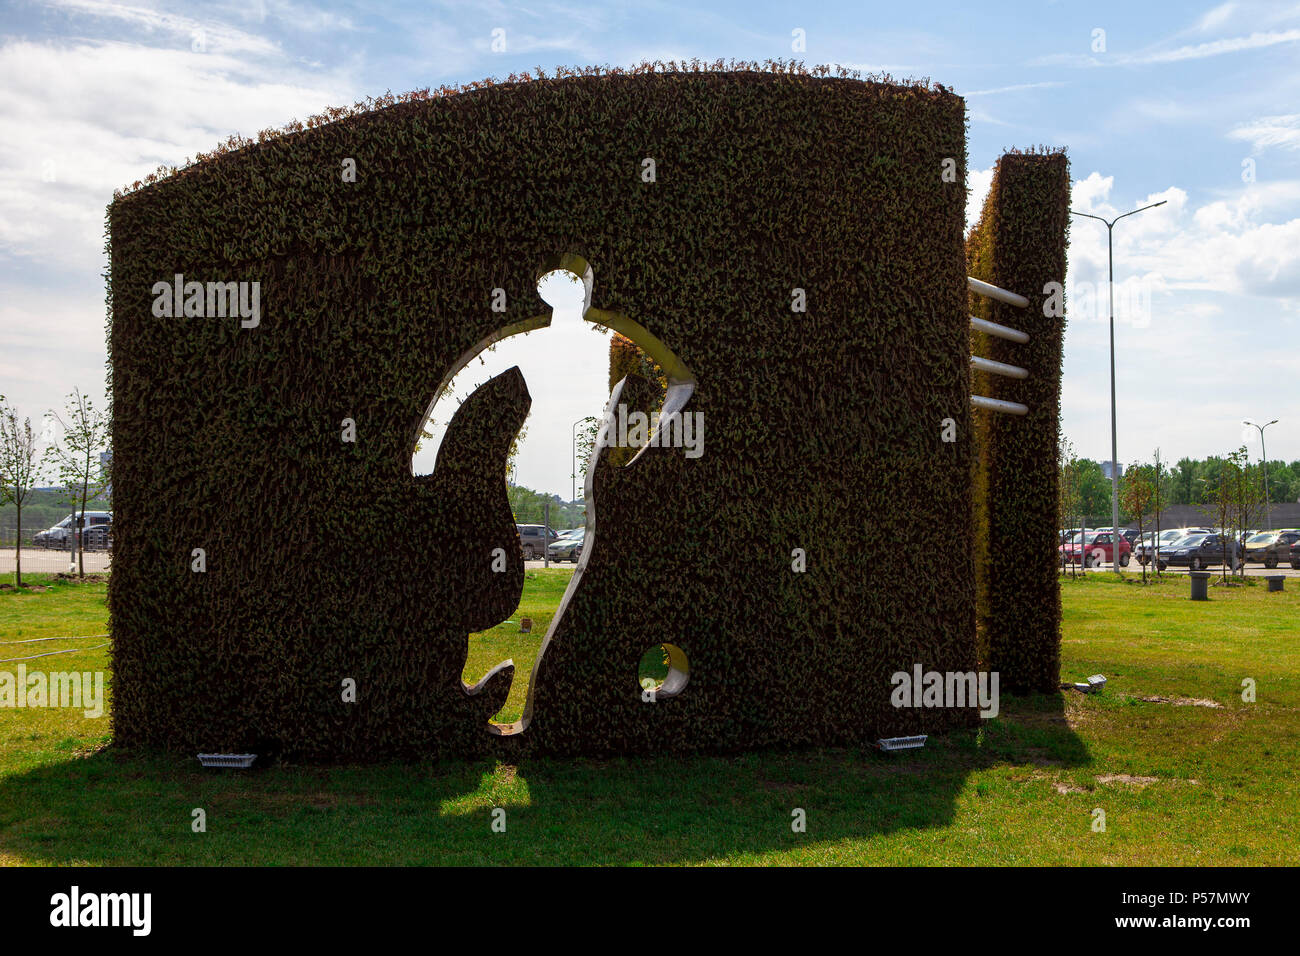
[197,754,257,769]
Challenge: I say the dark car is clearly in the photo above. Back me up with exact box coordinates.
[516,524,558,560]
[1291,538,1300,570]
[1159,533,1242,571]
[1242,530,1300,568]
[1135,528,1211,565]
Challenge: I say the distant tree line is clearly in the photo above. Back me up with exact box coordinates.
[1059,450,1300,525]
[508,485,585,529]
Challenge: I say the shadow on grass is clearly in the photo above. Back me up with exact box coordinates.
[0,693,1088,865]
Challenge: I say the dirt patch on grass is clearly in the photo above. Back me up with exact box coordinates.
[1053,782,1088,794]
[1095,774,1160,787]
[1134,695,1222,708]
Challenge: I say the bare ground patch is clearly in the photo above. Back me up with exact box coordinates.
[1133,695,1223,708]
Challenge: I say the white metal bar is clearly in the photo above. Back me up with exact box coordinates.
[968,276,1029,309]
[970,315,1029,344]
[971,394,1029,416]
[971,355,1029,379]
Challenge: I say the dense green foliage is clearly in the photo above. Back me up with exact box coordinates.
[968,150,1070,694]
[109,64,975,760]
[507,486,583,527]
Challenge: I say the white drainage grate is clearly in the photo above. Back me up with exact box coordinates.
[877,735,927,752]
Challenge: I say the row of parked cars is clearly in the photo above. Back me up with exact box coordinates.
[515,524,585,562]
[31,512,113,551]
[1060,526,1300,570]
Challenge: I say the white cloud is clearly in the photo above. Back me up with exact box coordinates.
[1033,27,1300,67]
[1229,113,1300,153]
[41,0,281,56]
[965,165,993,234]
[1067,173,1300,300]
[1196,3,1238,32]
[0,37,355,265]
[963,81,1064,97]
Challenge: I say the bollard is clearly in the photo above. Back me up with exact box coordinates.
[1189,570,1211,601]
[1266,575,1285,593]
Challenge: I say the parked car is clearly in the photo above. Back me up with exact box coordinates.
[1242,530,1300,568]
[516,524,558,560]
[1120,528,1141,546]
[1060,530,1132,568]
[1291,537,1300,570]
[547,528,585,563]
[1158,533,1242,571]
[1135,528,1210,565]
[33,511,112,550]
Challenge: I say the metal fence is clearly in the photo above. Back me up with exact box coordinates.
[0,520,112,576]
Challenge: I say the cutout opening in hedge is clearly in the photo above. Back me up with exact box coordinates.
[638,643,690,698]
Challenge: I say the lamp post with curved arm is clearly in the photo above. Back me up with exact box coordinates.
[1070,199,1168,574]
[1243,418,1278,530]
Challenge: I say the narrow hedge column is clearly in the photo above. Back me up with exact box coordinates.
[967,151,1070,694]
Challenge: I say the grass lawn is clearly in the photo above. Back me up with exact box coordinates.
[1,569,1296,865]
[463,569,572,723]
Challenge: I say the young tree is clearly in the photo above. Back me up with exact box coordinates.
[1199,458,1237,584]
[573,416,600,495]
[1151,449,1165,577]
[43,389,110,579]
[1120,462,1155,583]
[1228,446,1261,578]
[0,397,43,586]
[1058,437,1081,578]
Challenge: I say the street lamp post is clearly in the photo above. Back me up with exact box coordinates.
[1071,199,1167,574]
[1243,418,1278,530]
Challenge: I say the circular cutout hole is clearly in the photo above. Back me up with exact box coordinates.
[638,643,689,698]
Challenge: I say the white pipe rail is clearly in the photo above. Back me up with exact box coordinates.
[968,276,1029,309]
[971,394,1029,416]
[970,315,1029,344]
[971,355,1028,379]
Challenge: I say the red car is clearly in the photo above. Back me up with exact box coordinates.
[1060,530,1132,568]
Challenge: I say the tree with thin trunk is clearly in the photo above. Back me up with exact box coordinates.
[1058,437,1081,578]
[0,396,42,586]
[1200,458,1236,584]
[43,389,110,579]
[1152,449,1164,578]
[1120,462,1154,584]
[1228,446,1261,578]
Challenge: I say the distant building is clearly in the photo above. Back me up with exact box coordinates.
[1100,461,1124,480]
[101,449,113,498]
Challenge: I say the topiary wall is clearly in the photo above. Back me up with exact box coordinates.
[966,150,1070,694]
[109,62,984,760]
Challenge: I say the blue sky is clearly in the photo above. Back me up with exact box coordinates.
[1,0,1298,498]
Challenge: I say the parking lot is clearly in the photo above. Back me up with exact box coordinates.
[0,547,112,575]
[1064,559,1300,578]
